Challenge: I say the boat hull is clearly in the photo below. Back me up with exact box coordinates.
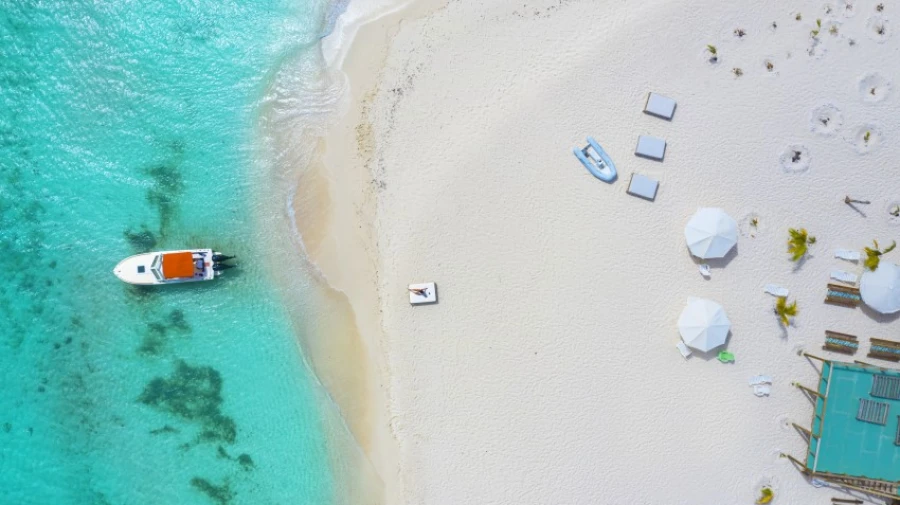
[573,137,618,183]
[113,249,215,285]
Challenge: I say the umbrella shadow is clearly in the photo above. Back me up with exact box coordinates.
[860,303,900,323]
[690,245,739,276]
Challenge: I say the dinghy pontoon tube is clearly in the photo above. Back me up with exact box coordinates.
[573,137,617,183]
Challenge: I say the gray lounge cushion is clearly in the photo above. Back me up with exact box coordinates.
[635,135,666,160]
[644,93,676,120]
[627,173,659,201]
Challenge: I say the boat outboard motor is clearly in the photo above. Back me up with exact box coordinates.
[212,263,234,271]
[212,254,235,262]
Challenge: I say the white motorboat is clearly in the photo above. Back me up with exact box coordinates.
[113,249,235,285]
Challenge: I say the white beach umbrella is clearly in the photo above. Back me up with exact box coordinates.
[860,262,900,314]
[677,297,731,352]
[684,208,738,259]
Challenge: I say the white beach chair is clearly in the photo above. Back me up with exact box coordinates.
[635,135,667,160]
[749,375,773,386]
[408,282,437,305]
[753,384,771,397]
[834,249,861,262]
[626,173,659,201]
[676,341,692,359]
[699,264,711,277]
[764,284,789,297]
[643,92,677,120]
[831,270,858,284]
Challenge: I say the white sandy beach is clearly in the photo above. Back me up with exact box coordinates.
[302,0,900,502]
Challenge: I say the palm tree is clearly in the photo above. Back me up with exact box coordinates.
[787,228,816,261]
[775,297,798,327]
[755,487,774,505]
[864,240,897,271]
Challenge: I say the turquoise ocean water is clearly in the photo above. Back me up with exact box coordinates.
[0,1,362,504]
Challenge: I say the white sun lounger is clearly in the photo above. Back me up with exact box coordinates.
[753,384,772,397]
[831,270,858,284]
[643,92,677,120]
[626,173,659,201]
[699,264,711,277]
[676,341,692,359]
[834,249,861,262]
[635,135,667,160]
[764,284,789,297]
[749,375,773,386]
[408,282,437,305]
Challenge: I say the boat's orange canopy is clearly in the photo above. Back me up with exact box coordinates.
[162,252,195,279]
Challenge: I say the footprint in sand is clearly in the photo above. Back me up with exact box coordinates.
[885,200,900,226]
[858,72,891,103]
[809,104,843,136]
[774,413,793,432]
[740,213,763,238]
[846,124,882,154]
[806,38,828,58]
[779,144,811,173]
[867,16,891,42]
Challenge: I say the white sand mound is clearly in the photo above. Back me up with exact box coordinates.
[858,72,891,103]
[809,104,843,136]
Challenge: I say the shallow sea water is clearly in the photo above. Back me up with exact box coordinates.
[0,1,354,504]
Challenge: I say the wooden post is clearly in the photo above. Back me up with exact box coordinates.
[779,453,807,471]
[791,423,812,438]
[791,382,823,398]
[801,352,828,363]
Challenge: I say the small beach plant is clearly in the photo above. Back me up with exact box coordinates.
[765,60,774,71]
[775,297,798,327]
[796,13,803,21]
[751,217,759,227]
[877,3,884,12]
[829,24,839,35]
[772,21,778,30]
[706,44,718,63]
[891,205,900,217]
[863,130,871,144]
[864,240,896,271]
[755,486,774,505]
[811,19,822,38]
[732,67,743,77]
[734,28,746,38]
[787,228,815,261]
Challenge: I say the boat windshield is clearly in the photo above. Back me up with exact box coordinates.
[151,255,164,281]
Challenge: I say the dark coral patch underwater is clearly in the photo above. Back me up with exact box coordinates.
[137,360,236,444]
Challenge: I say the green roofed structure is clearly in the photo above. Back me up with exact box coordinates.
[783,356,900,499]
